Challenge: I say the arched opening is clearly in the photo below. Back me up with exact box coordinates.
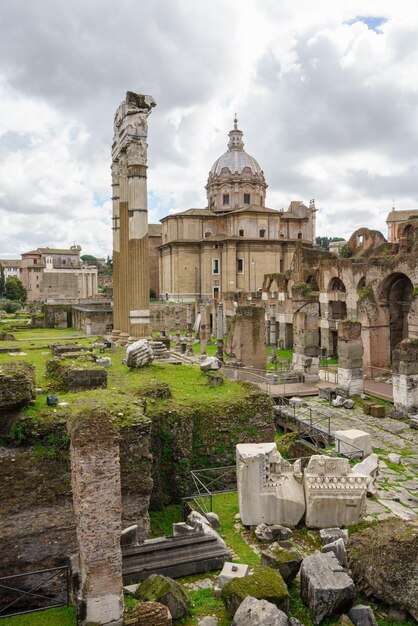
[380,272,414,354]
[297,231,302,240]
[328,276,347,320]
[357,276,366,292]
[329,277,346,292]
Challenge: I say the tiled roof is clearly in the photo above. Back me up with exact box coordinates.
[0,260,21,267]
[386,209,418,222]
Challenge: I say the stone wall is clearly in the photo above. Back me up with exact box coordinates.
[0,361,35,413]
[45,358,107,391]
[150,304,195,332]
[226,306,266,369]
[150,383,275,507]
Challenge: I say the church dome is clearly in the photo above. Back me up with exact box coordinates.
[209,117,263,176]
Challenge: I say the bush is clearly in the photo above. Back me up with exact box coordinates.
[0,298,22,313]
[339,244,352,258]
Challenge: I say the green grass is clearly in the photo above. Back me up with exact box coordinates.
[211,492,260,567]
[175,588,230,626]
[150,504,183,537]
[0,606,76,625]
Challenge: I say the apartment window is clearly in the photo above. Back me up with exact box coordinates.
[244,193,250,205]
[34,259,37,264]
[212,258,220,274]
[213,287,220,299]
[259,229,266,238]
[237,258,244,274]
[223,193,229,206]
[239,228,244,237]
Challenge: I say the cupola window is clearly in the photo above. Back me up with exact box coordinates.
[244,193,250,205]
[223,194,230,206]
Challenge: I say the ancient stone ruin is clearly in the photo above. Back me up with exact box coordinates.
[68,408,124,626]
[226,306,266,369]
[237,445,368,528]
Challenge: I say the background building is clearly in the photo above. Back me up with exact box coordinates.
[159,119,316,301]
[0,260,21,280]
[20,245,98,302]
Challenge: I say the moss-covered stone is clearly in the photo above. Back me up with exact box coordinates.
[221,566,289,616]
[135,573,189,619]
[0,361,35,412]
[348,519,418,620]
[135,377,172,399]
[261,542,303,584]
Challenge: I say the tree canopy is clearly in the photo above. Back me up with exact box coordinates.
[4,276,27,302]
[316,236,345,251]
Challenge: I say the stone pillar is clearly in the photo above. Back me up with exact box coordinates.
[175,304,181,349]
[111,91,156,341]
[337,320,364,396]
[292,302,319,381]
[392,338,418,416]
[216,302,224,362]
[269,304,277,349]
[226,305,266,369]
[200,305,207,357]
[68,409,124,626]
[186,304,194,356]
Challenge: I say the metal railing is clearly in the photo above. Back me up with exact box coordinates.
[182,465,236,519]
[0,566,70,619]
[363,366,392,381]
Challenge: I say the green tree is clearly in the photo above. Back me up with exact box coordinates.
[4,276,27,302]
[0,264,5,296]
[316,236,345,251]
[339,243,352,258]
[80,254,100,267]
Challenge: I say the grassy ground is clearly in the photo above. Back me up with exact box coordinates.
[0,606,76,626]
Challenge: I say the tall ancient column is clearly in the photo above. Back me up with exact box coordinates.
[111,92,156,340]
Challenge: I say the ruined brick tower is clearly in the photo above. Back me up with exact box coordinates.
[111,91,156,341]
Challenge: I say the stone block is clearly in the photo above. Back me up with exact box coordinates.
[126,339,154,368]
[337,368,364,396]
[135,574,189,619]
[304,456,367,528]
[261,541,303,584]
[221,566,289,617]
[338,321,362,342]
[348,604,378,626]
[319,528,349,546]
[388,453,401,465]
[200,356,221,371]
[300,552,355,625]
[322,538,348,568]
[237,443,305,527]
[121,525,139,547]
[370,405,385,418]
[353,454,379,496]
[214,562,249,596]
[231,595,289,626]
[334,430,372,457]
[125,601,172,626]
[207,372,223,387]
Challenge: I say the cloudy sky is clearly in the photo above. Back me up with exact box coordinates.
[1,0,418,258]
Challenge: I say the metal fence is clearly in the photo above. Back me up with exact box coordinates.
[0,566,70,619]
[182,465,236,519]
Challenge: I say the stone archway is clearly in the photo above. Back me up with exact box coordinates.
[379,272,414,355]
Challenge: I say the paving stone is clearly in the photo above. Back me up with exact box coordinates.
[376,499,417,520]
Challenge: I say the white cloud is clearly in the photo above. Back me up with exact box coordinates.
[1,0,418,256]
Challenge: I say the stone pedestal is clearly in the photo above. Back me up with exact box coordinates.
[68,409,124,625]
[236,443,305,527]
[226,306,266,369]
[392,338,418,416]
[337,320,364,396]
